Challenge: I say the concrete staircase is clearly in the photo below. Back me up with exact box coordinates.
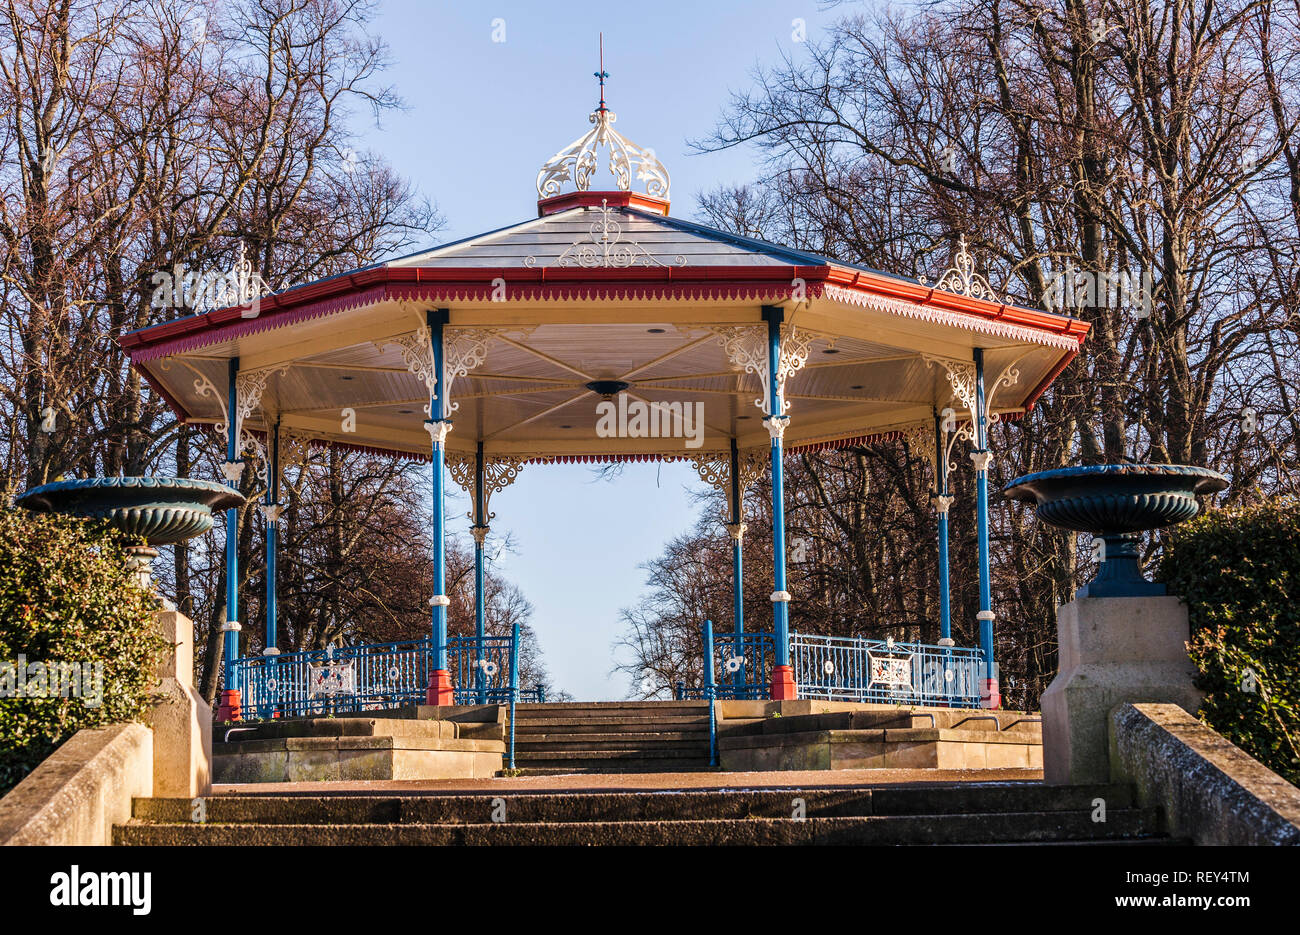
[509,701,714,774]
[114,782,1186,845]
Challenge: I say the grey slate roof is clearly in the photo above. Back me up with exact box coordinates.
[387,205,820,269]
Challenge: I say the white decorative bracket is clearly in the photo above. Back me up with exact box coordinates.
[688,448,768,521]
[375,321,437,416]
[278,430,314,471]
[923,354,978,417]
[985,352,1031,426]
[900,422,937,475]
[938,407,975,489]
[713,324,817,416]
[445,453,526,524]
[442,329,495,414]
[234,365,289,482]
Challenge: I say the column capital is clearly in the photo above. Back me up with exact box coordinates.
[428,594,451,607]
[969,449,992,472]
[470,524,490,546]
[762,415,790,442]
[770,590,791,602]
[425,419,453,446]
[934,494,955,515]
[725,522,747,542]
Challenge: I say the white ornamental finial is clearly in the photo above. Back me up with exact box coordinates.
[919,236,1003,303]
[535,44,670,201]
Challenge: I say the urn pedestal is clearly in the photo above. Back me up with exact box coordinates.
[1041,595,1201,784]
[1003,464,1228,785]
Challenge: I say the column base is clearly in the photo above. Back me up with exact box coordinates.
[216,689,242,723]
[980,678,1001,710]
[426,669,455,706]
[769,665,797,701]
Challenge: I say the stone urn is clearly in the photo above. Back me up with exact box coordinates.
[1001,463,1228,784]
[1003,463,1228,597]
[15,476,245,589]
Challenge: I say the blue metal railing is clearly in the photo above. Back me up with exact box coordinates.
[791,631,984,708]
[448,635,516,705]
[703,619,718,766]
[675,628,774,701]
[229,634,543,720]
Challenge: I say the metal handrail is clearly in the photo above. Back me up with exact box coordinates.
[953,715,1003,731]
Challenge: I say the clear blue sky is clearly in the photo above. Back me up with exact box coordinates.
[367,0,840,699]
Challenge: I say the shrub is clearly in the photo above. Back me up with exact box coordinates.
[1159,499,1300,785]
[0,509,166,796]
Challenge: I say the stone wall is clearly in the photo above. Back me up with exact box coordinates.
[1110,702,1300,845]
[0,723,153,846]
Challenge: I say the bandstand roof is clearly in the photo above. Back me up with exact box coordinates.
[121,98,1089,470]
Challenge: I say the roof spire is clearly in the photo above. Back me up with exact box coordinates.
[594,33,609,112]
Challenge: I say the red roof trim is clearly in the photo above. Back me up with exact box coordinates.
[537,190,670,216]
[120,263,1087,361]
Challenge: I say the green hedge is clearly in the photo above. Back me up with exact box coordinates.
[0,509,166,796]
[1159,499,1300,785]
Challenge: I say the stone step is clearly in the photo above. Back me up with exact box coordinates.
[513,702,707,717]
[513,733,711,749]
[509,723,712,733]
[512,765,720,776]
[114,808,1164,846]
[133,783,1130,825]
[514,747,711,761]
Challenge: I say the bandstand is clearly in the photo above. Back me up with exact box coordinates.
[120,77,1088,720]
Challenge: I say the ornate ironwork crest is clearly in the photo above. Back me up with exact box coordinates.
[536,108,670,200]
[918,236,1003,303]
[527,199,686,269]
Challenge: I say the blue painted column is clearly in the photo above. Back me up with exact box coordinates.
[934,412,952,644]
[217,357,242,721]
[265,421,280,654]
[762,306,795,700]
[728,439,746,697]
[472,441,488,704]
[971,348,999,708]
[426,308,454,706]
